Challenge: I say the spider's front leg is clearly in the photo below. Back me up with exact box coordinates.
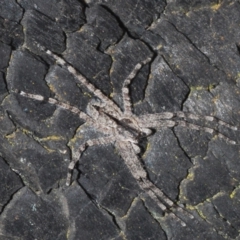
[44,48,122,118]
[122,58,151,116]
[67,136,115,186]
[16,90,91,121]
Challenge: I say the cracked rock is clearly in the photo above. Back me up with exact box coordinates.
[18,0,85,32]
[86,5,123,51]
[144,19,228,87]
[180,140,239,205]
[21,10,65,53]
[0,187,68,239]
[76,142,139,217]
[85,0,166,37]
[124,199,166,239]
[0,0,23,22]
[0,157,23,213]
[141,55,189,114]
[64,27,112,96]
[63,183,120,239]
[0,17,24,48]
[1,1,240,239]
[166,1,240,80]
[0,130,68,192]
[143,129,191,201]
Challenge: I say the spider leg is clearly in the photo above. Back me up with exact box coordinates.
[17,90,90,121]
[44,49,122,118]
[66,136,115,186]
[138,179,195,227]
[86,102,99,120]
[176,120,236,144]
[122,58,151,116]
[116,141,192,226]
[137,112,176,123]
[131,142,141,154]
[138,114,237,145]
[138,111,238,131]
[176,112,238,131]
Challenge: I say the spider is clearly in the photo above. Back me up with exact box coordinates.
[16,47,238,226]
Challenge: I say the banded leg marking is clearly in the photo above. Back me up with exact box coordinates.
[18,90,90,121]
[176,120,236,145]
[66,136,115,186]
[176,112,238,131]
[122,58,151,116]
[45,49,122,119]
[116,141,192,226]
[139,111,238,131]
[138,113,237,145]
[138,179,193,227]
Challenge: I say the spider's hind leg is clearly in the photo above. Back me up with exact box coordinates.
[139,178,194,227]
[122,58,151,116]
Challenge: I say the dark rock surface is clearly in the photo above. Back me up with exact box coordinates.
[18,0,85,32]
[64,28,112,96]
[0,17,24,49]
[0,0,23,22]
[0,1,240,240]
[21,10,65,54]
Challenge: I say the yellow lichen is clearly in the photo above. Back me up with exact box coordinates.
[156,44,163,50]
[190,86,206,92]
[196,207,207,220]
[186,171,194,181]
[5,131,16,139]
[211,3,221,11]
[142,143,151,158]
[230,185,240,199]
[39,135,64,141]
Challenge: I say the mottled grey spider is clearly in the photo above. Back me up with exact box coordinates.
[16,48,238,226]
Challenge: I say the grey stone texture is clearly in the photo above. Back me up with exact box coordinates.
[0,1,240,239]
